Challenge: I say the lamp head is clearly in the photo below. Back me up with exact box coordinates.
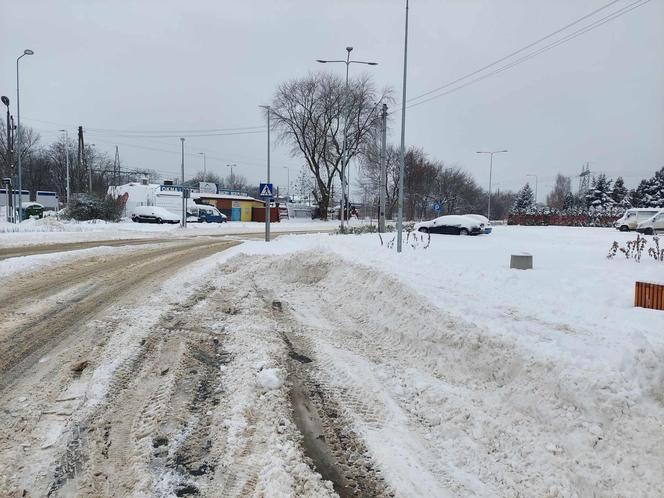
[346,46,353,53]
[24,49,34,56]
[316,59,327,63]
[1,96,9,106]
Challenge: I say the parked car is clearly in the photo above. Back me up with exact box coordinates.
[636,210,664,235]
[464,214,492,234]
[197,204,227,223]
[614,208,661,231]
[131,205,180,224]
[19,202,45,220]
[414,215,483,235]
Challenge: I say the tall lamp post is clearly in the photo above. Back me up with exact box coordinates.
[283,166,290,200]
[180,137,186,228]
[316,47,378,231]
[476,149,508,221]
[396,1,409,252]
[16,48,34,222]
[226,163,236,185]
[58,129,70,204]
[259,106,271,242]
[526,174,538,205]
[198,152,207,179]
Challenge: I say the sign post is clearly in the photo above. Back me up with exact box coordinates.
[260,182,273,242]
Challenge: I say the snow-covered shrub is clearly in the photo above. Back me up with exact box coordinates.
[64,194,124,222]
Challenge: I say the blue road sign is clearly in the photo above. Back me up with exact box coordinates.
[259,183,273,198]
[433,202,442,212]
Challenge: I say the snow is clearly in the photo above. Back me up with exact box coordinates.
[257,367,285,390]
[228,225,664,496]
[4,223,663,495]
[0,217,340,248]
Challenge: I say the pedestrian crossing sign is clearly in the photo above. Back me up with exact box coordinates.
[259,183,273,198]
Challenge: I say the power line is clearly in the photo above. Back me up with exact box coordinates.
[22,116,266,135]
[401,0,652,111]
[406,0,624,105]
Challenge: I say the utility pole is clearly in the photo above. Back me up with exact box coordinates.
[379,103,387,232]
[2,96,15,223]
[113,146,120,186]
[59,129,71,204]
[180,137,186,228]
[396,0,410,252]
[77,126,83,194]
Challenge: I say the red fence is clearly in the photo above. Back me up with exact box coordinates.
[507,214,621,227]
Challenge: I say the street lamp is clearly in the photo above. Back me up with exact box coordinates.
[526,174,538,205]
[476,150,508,221]
[198,152,207,179]
[226,163,236,180]
[58,129,70,204]
[16,48,34,221]
[316,46,378,230]
[283,166,290,200]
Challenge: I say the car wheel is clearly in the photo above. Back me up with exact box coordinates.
[619,225,629,232]
[156,217,163,224]
[459,228,469,236]
[418,227,429,233]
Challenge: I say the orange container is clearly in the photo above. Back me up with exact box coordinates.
[635,282,664,311]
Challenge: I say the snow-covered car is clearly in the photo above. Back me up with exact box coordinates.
[414,215,483,236]
[636,210,664,235]
[196,204,227,223]
[131,205,180,224]
[464,214,492,234]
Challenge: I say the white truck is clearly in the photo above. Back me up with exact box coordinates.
[613,208,661,231]
[636,210,664,235]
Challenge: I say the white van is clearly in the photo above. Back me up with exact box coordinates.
[614,208,661,231]
[636,210,664,235]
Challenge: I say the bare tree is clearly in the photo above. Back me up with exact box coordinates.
[220,171,248,191]
[546,173,572,210]
[271,72,390,219]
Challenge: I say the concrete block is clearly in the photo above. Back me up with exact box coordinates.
[511,253,533,270]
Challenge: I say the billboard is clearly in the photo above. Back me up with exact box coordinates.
[199,182,218,194]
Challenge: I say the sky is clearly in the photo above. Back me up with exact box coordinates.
[1,0,663,201]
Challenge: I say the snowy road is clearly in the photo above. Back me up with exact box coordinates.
[1,227,662,497]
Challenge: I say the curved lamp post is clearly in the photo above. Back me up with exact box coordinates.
[16,49,34,221]
[316,47,377,230]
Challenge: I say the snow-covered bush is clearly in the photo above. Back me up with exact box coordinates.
[64,195,124,222]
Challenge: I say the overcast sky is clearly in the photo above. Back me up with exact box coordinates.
[2,0,663,200]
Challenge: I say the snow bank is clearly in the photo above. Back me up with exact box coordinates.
[228,226,664,496]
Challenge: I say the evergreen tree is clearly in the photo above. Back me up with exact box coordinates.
[611,177,628,204]
[585,174,614,208]
[512,183,535,213]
